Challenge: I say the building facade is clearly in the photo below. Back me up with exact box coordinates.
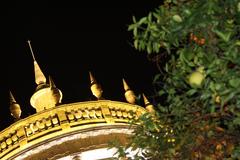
[0,41,154,160]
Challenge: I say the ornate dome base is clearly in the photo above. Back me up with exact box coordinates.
[0,100,146,160]
[14,125,133,160]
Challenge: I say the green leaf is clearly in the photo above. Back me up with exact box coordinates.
[222,91,236,106]
[132,16,136,23]
[209,81,215,92]
[133,27,137,36]
[229,78,240,88]
[162,42,171,53]
[238,2,240,12]
[168,88,175,95]
[158,90,165,96]
[165,63,169,72]
[210,105,215,113]
[147,42,152,54]
[148,12,152,21]
[184,50,194,61]
[186,89,197,96]
[232,147,240,159]
[134,40,138,49]
[183,9,191,16]
[233,117,240,125]
[200,92,211,100]
[172,15,183,23]
[235,40,240,46]
[128,24,137,31]
[138,17,147,25]
[153,74,161,83]
[212,28,232,42]
[214,83,222,91]
[179,49,195,67]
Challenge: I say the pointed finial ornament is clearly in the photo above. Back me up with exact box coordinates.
[123,78,130,91]
[27,40,46,85]
[10,90,16,103]
[142,93,155,113]
[89,71,96,84]
[49,75,56,88]
[122,78,136,104]
[49,75,63,105]
[9,91,22,120]
[28,41,62,112]
[89,71,103,99]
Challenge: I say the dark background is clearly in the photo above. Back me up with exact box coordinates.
[1,1,161,130]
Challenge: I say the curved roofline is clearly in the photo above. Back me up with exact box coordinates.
[0,100,146,159]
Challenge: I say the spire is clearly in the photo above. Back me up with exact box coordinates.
[142,93,150,105]
[123,78,130,91]
[89,71,96,84]
[89,71,103,99]
[27,40,46,85]
[122,78,136,104]
[49,75,63,105]
[10,90,16,103]
[28,40,62,112]
[49,75,56,88]
[142,93,155,113]
[9,91,22,120]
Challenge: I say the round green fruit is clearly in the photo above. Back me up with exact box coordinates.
[189,71,204,87]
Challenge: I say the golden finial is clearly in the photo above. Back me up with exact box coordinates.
[49,75,63,105]
[89,71,96,84]
[27,40,46,85]
[9,91,22,120]
[142,93,155,113]
[49,75,56,88]
[28,40,62,112]
[89,71,103,99]
[10,90,16,103]
[122,78,136,104]
[122,78,130,91]
[30,75,63,112]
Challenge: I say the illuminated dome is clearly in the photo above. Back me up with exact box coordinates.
[0,41,154,160]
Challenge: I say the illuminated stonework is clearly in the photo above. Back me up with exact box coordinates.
[1,41,154,160]
[0,100,146,160]
[57,147,142,160]
[16,127,133,160]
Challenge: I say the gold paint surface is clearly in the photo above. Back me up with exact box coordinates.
[0,100,146,160]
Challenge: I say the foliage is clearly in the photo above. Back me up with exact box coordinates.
[114,0,240,159]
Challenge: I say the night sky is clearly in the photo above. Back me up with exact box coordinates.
[1,1,161,130]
